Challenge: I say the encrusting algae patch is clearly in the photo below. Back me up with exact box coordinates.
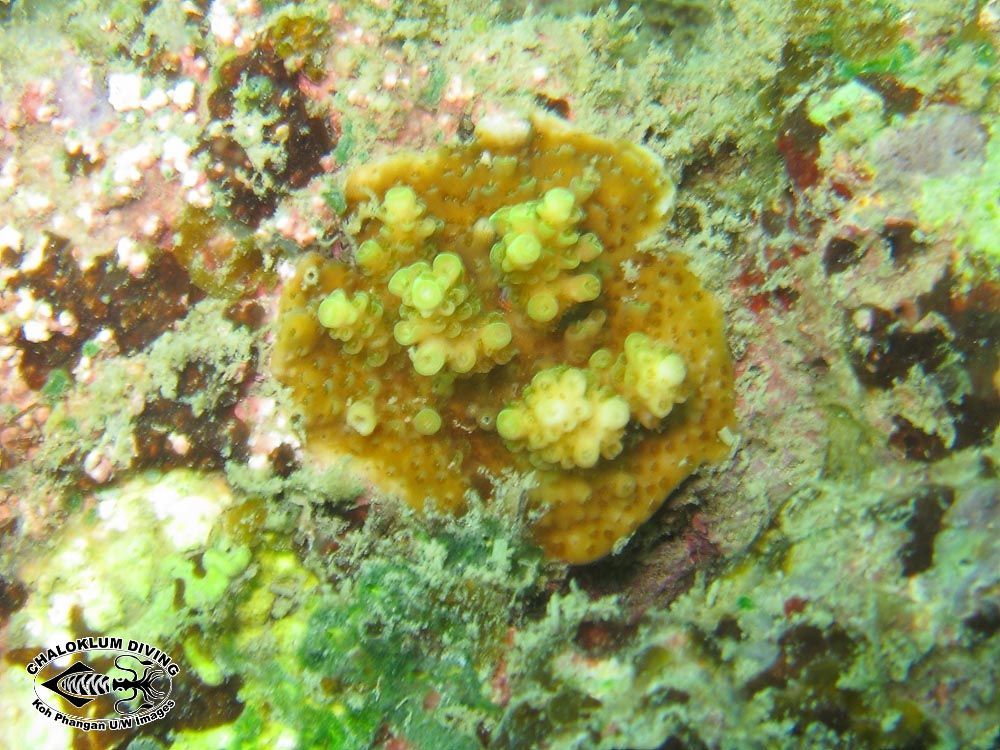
[272,112,735,563]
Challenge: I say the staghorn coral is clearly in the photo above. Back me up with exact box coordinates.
[272,113,735,563]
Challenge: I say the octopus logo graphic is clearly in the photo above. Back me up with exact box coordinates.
[27,637,179,731]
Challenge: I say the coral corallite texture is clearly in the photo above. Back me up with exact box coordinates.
[272,113,735,563]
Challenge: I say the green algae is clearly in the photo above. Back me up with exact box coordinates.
[261,2,333,79]
[54,453,984,749]
[2,299,259,507]
[39,367,71,402]
[133,498,552,750]
[293,506,544,747]
[915,121,1000,282]
[494,461,998,749]
[822,405,878,481]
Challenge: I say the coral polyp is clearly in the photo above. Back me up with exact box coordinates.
[490,187,605,324]
[496,365,632,470]
[272,113,735,563]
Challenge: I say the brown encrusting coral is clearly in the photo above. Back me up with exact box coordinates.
[273,113,735,563]
[203,46,337,227]
[7,232,202,390]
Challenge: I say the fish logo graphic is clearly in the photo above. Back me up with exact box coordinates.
[40,656,169,714]
[26,636,179,732]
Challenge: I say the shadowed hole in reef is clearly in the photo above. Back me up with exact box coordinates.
[267,442,300,478]
[671,203,703,235]
[899,485,954,577]
[744,622,938,744]
[899,274,1000,450]
[823,236,864,273]
[858,74,922,116]
[883,221,925,265]
[746,624,852,694]
[568,479,712,606]
[850,306,948,389]
[654,733,710,750]
[945,287,1000,448]
[714,615,743,641]
[534,92,571,119]
[776,100,824,191]
[574,618,639,656]
[889,416,947,463]
[747,624,860,734]
[130,355,251,473]
[678,140,740,193]
[950,396,1000,450]
[0,576,27,627]
[965,601,1000,639]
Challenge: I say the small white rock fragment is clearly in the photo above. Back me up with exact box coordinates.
[116,236,149,276]
[20,235,48,272]
[23,191,54,214]
[13,289,36,319]
[209,2,239,44]
[112,143,155,185]
[161,135,192,175]
[167,433,191,455]
[142,88,170,112]
[185,183,213,208]
[0,225,23,252]
[75,202,96,228]
[0,157,19,191]
[107,73,144,112]
[474,112,532,150]
[22,318,52,343]
[170,80,196,109]
[83,450,113,483]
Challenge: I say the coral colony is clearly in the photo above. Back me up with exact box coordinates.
[273,112,734,563]
[0,1,997,749]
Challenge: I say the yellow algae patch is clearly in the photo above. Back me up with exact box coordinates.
[272,112,734,563]
[172,207,266,297]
